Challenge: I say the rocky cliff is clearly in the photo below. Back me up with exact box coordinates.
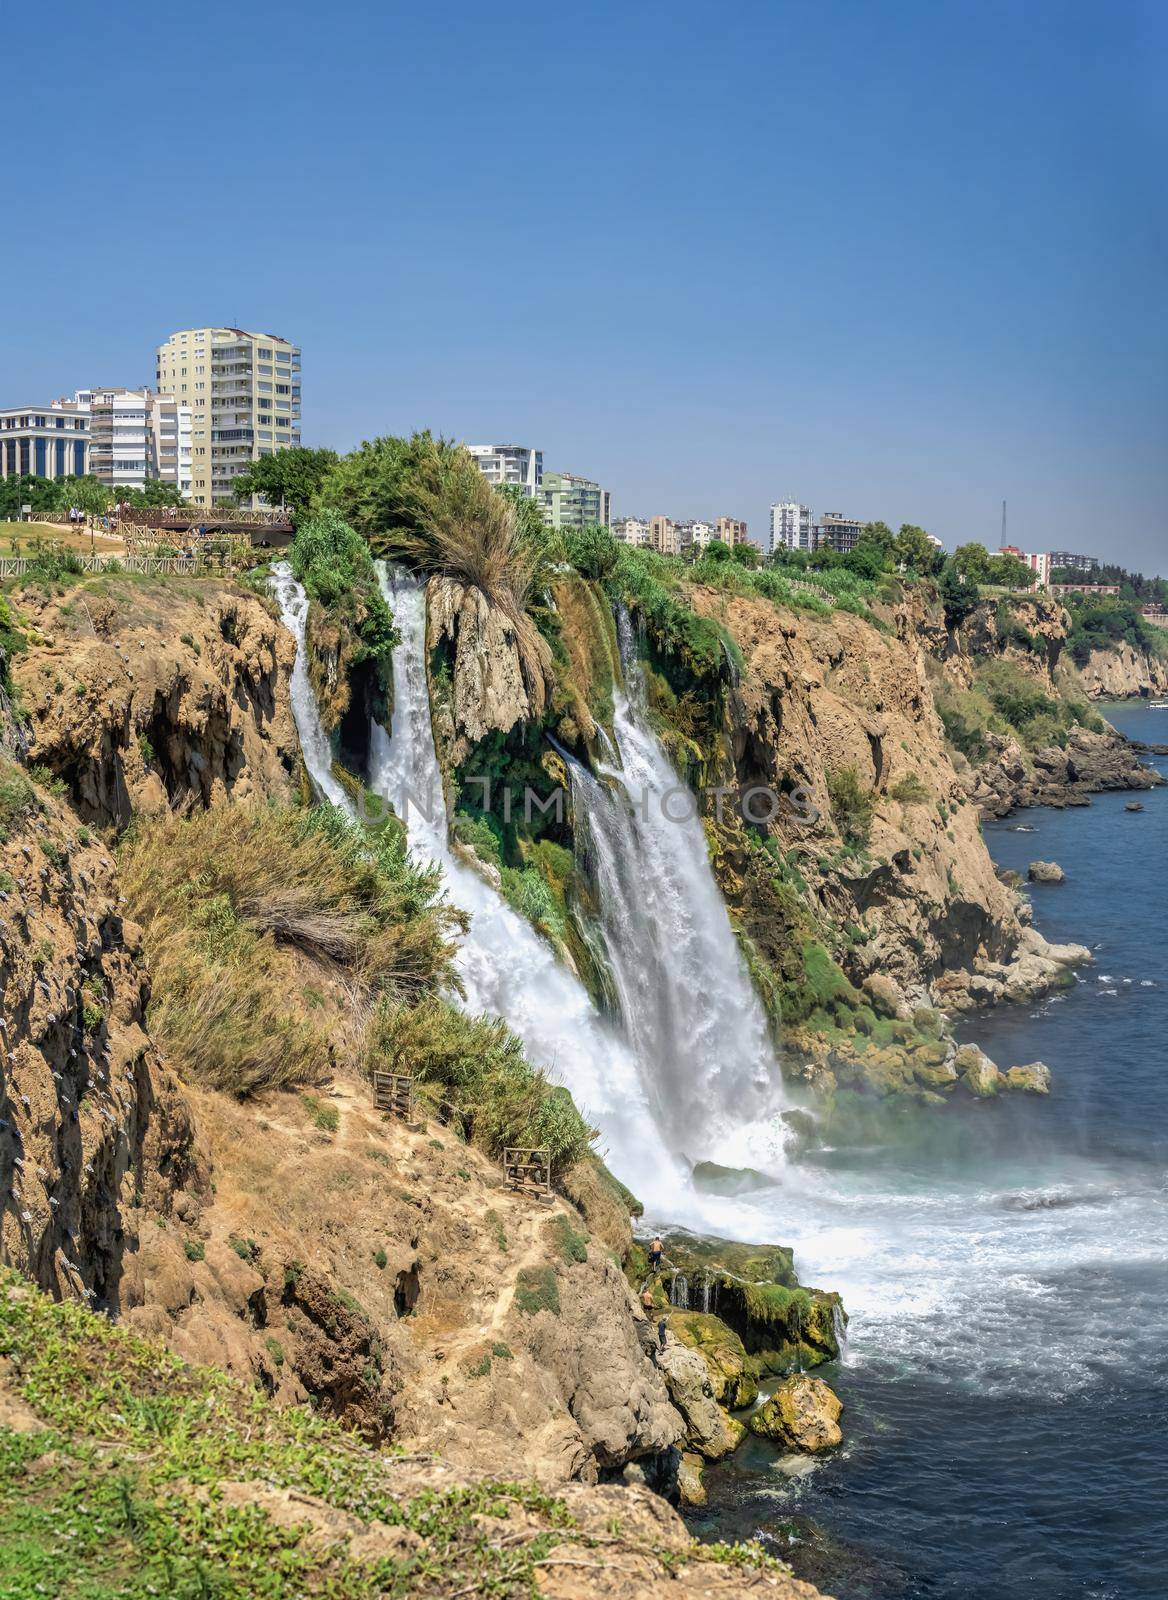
[1075,640,1168,700]
[0,760,200,1307]
[9,574,298,824]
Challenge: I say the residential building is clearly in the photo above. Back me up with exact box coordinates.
[1050,581,1120,598]
[716,515,748,547]
[650,515,680,556]
[1048,550,1100,575]
[1002,545,1052,589]
[88,388,192,498]
[685,520,719,554]
[769,501,813,555]
[815,513,863,553]
[0,394,89,482]
[156,327,301,507]
[466,443,542,497]
[538,470,611,530]
[612,516,650,547]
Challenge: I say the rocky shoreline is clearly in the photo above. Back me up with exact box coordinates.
[970,725,1164,820]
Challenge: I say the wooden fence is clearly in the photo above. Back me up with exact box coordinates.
[0,554,230,579]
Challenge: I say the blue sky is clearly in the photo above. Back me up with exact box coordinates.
[7,0,1167,569]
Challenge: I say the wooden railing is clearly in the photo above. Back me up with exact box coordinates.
[0,554,224,579]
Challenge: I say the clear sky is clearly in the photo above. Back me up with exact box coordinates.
[7,0,1167,570]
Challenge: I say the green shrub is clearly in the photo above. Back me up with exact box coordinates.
[514,1265,561,1316]
[545,1215,588,1264]
[119,803,462,1096]
[183,1239,205,1263]
[888,773,930,804]
[826,766,875,847]
[363,995,594,1170]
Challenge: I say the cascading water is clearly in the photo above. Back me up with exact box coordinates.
[270,562,353,811]
[367,563,701,1214]
[566,646,782,1159]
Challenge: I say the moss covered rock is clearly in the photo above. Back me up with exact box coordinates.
[748,1374,843,1452]
[665,1310,759,1410]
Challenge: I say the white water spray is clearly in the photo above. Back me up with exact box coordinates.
[270,562,353,811]
[368,564,703,1214]
[568,669,782,1160]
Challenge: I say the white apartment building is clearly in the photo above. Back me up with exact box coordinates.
[770,501,813,554]
[612,516,650,546]
[0,393,90,482]
[466,443,542,497]
[88,388,192,497]
[156,327,301,507]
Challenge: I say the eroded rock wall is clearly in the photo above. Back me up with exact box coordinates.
[11,578,297,826]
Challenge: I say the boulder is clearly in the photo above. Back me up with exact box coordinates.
[1125,801,1145,813]
[954,1044,1003,1098]
[862,972,912,1020]
[748,1374,843,1453]
[665,1310,758,1410]
[655,1341,744,1461]
[691,1161,775,1197]
[1005,1061,1052,1094]
[1028,860,1065,883]
[676,1451,707,1507]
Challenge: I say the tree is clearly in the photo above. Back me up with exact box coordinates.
[939,558,981,627]
[702,539,732,562]
[983,551,1033,589]
[729,540,763,569]
[233,446,339,519]
[315,432,457,543]
[860,521,896,557]
[952,542,993,584]
[115,481,185,509]
[564,522,620,582]
[894,524,942,575]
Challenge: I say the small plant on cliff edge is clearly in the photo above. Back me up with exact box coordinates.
[889,772,930,804]
[826,765,876,848]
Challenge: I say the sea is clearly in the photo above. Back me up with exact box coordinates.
[693,703,1168,1600]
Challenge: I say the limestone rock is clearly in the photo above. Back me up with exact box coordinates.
[677,1450,708,1507]
[429,577,536,750]
[656,1340,744,1460]
[1028,860,1065,883]
[666,1310,759,1409]
[954,1044,1002,1098]
[1005,1061,1052,1094]
[748,1374,843,1453]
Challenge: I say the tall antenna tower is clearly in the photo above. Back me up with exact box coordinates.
[1000,498,1007,550]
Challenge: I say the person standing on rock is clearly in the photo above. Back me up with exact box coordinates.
[648,1236,664,1271]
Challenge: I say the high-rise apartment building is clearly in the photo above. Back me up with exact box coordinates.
[770,501,813,554]
[88,388,192,497]
[0,394,89,482]
[466,444,542,497]
[612,516,650,546]
[650,515,679,556]
[716,516,748,547]
[815,513,863,553]
[538,470,611,530]
[1048,550,1100,575]
[156,327,301,507]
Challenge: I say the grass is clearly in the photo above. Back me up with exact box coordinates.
[0,1270,789,1596]
[0,521,126,555]
[118,803,464,1095]
[826,764,876,847]
[513,1265,561,1316]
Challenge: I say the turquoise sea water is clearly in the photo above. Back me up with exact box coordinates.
[696,704,1168,1599]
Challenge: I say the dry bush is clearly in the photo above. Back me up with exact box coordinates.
[120,804,465,1095]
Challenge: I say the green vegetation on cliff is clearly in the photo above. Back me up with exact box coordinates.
[291,508,397,728]
[0,1271,786,1598]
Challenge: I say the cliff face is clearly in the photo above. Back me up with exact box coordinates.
[1076,640,1168,700]
[0,766,200,1309]
[10,576,298,825]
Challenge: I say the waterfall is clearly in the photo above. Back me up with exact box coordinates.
[270,562,353,811]
[565,628,782,1160]
[368,563,693,1208]
[669,1272,690,1309]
